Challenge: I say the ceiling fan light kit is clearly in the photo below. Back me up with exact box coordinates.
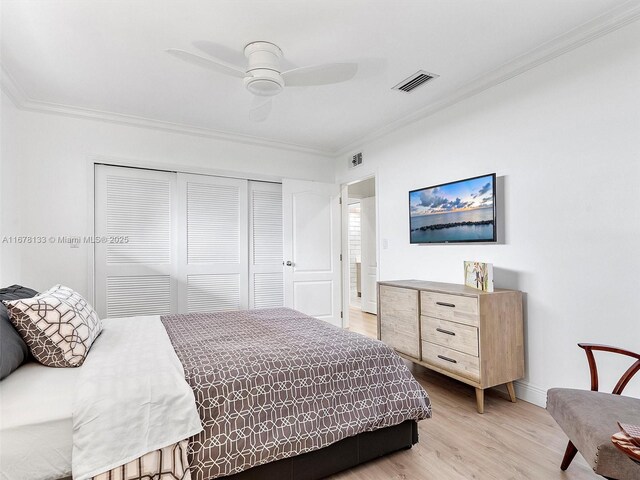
[244,72,284,96]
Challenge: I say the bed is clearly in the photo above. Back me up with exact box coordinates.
[0,307,431,480]
[0,362,77,479]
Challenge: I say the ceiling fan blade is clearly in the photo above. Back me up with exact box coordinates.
[250,96,272,122]
[281,63,358,87]
[166,48,247,78]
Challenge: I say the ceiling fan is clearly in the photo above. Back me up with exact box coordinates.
[167,41,358,121]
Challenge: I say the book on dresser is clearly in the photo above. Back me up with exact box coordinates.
[377,279,524,413]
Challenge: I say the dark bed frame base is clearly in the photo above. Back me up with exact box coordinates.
[56,421,418,480]
[223,420,419,480]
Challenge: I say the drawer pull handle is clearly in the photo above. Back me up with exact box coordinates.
[436,301,456,308]
[437,355,458,364]
[436,328,456,336]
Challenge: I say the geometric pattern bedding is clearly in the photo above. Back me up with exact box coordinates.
[92,440,191,480]
[161,308,432,480]
[3,285,102,367]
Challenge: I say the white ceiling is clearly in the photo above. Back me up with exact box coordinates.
[1,0,634,154]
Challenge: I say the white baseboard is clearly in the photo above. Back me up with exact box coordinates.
[513,380,548,408]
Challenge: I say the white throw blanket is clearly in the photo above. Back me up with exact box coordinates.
[72,316,203,480]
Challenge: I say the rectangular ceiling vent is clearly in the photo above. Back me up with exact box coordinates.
[350,152,363,168]
[392,70,439,93]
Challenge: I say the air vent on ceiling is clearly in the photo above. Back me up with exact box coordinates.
[392,70,439,92]
[350,152,363,168]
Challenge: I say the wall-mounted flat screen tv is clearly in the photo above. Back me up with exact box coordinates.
[409,173,496,244]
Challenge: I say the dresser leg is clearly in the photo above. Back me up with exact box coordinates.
[506,382,517,403]
[475,388,485,414]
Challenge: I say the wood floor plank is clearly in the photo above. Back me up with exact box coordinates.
[337,307,597,479]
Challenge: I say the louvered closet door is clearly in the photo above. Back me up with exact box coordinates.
[249,181,284,308]
[177,173,248,313]
[94,165,177,318]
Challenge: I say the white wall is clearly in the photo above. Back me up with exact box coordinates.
[0,96,24,287]
[0,94,333,297]
[335,21,640,403]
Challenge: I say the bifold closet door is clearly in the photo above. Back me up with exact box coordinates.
[94,165,177,319]
[249,181,284,308]
[177,173,248,313]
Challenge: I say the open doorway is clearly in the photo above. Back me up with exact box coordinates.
[344,177,378,339]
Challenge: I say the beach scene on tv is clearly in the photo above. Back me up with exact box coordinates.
[410,175,495,243]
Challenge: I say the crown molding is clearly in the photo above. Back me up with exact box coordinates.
[333,1,640,156]
[0,66,28,106]
[2,2,639,159]
[0,66,334,157]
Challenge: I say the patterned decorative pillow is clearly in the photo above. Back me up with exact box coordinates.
[3,285,102,367]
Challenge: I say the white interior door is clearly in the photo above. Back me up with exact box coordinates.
[249,181,284,308]
[360,196,377,314]
[94,165,177,318]
[283,179,342,326]
[177,173,248,313]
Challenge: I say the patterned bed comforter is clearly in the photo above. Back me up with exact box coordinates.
[161,308,432,480]
[92,441,191,480]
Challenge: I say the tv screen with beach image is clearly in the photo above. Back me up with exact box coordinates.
[409,174,496,243]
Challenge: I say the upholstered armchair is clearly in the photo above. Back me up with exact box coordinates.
[547,344,640,479]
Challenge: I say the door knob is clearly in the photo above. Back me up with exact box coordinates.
[285,260,293,266]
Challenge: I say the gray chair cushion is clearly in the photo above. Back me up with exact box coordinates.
[0,285,38,380]
[547,388,640,480]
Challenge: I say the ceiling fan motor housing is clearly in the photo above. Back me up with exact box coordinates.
[244,41,285,96]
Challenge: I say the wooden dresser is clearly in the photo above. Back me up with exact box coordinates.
[377,279,524,413]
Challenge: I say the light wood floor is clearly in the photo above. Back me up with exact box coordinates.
[339,307,597,480]
[347,306,378,339]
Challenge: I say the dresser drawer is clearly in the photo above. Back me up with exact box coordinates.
[379,285,418,335]
[422,341,480,381]
[380,325,420,358]
[420,291,478,326]
[421,316,478,357]
[379,285,419,358]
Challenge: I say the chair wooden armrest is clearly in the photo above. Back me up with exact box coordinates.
[578,343,640,395]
